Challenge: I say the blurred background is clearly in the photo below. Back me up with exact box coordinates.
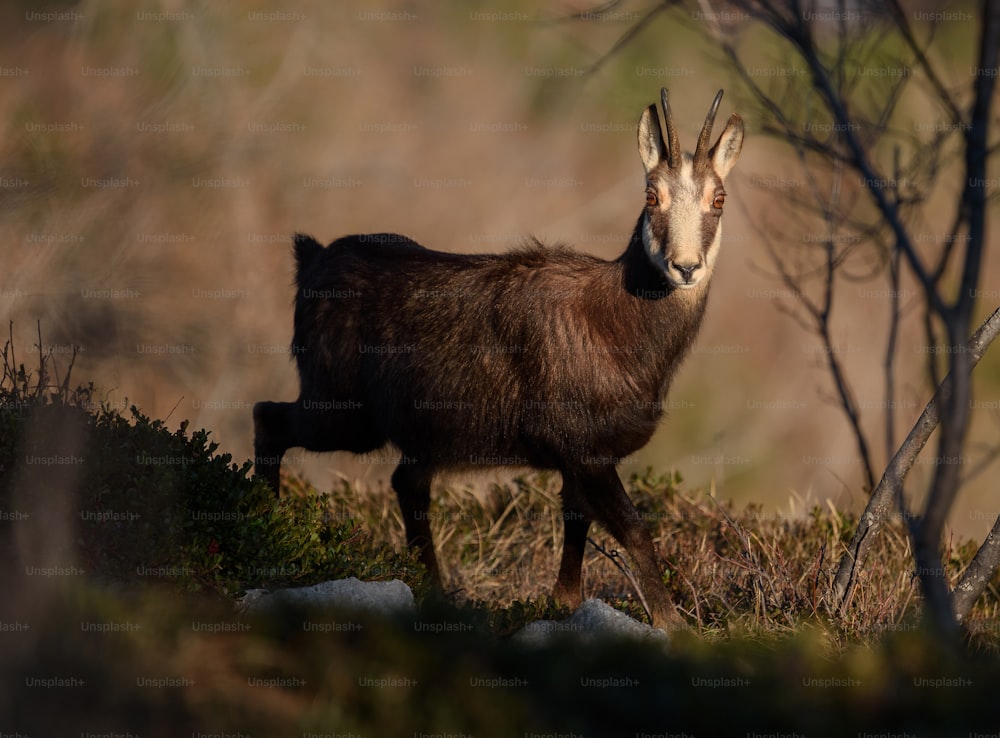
[1,0,997,536]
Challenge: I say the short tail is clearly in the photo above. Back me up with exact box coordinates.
[293,233,324,283]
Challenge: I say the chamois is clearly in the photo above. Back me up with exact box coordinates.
[254,89,743,629]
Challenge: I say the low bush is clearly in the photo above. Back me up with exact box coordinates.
[0,324,426,598]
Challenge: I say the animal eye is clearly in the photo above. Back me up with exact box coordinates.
[645,188,658,207]
[713,192,726,209]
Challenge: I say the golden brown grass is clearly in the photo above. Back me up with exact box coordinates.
[292,468,1000,650]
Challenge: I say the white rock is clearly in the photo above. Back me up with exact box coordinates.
[238,577,416,617]
[240,583,668,648]
[512,599,670,647]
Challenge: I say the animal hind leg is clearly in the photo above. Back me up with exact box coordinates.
[253,399,383,496]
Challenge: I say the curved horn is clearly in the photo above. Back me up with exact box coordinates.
[693,89,724,165]
[660,88,681,169]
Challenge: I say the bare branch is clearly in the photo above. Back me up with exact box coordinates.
[885,0,964,127]
[587,537,653,624]
[769,9,944,313]
[831,306,1000,614]
[953,511,1000,622]
[580,0,678,76]
[884,244,902,460]
[957,0,1000,324]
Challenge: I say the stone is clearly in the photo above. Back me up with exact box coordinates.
[512,598,670,647]
[239,577,416,617]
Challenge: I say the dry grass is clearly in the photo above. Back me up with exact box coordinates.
[296,467,1000,649]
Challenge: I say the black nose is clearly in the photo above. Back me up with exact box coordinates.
[672,262,700,282]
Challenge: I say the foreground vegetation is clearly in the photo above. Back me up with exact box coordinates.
[3,330,1000,734]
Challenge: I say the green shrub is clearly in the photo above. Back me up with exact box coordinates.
[0,324,426,598]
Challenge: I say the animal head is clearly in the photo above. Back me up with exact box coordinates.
[637,88,744,289]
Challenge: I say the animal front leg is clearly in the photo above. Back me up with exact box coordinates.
[392,462,441,587]
[552,474,591,610]
[253,401,293,496]
[580,466,686,631]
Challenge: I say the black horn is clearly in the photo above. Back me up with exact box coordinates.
[660,87,682,169]
[693,89,724,165]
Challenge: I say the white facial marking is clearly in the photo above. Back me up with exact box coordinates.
[643,156,724,289]
[668,160,704,279]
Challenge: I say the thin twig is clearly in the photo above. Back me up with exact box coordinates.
[587,536,653,624]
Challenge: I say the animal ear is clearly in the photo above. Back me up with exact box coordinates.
[637,104,666,174]
[710,113,744,180]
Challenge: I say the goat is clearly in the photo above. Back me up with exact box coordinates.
[254,89,743,630]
